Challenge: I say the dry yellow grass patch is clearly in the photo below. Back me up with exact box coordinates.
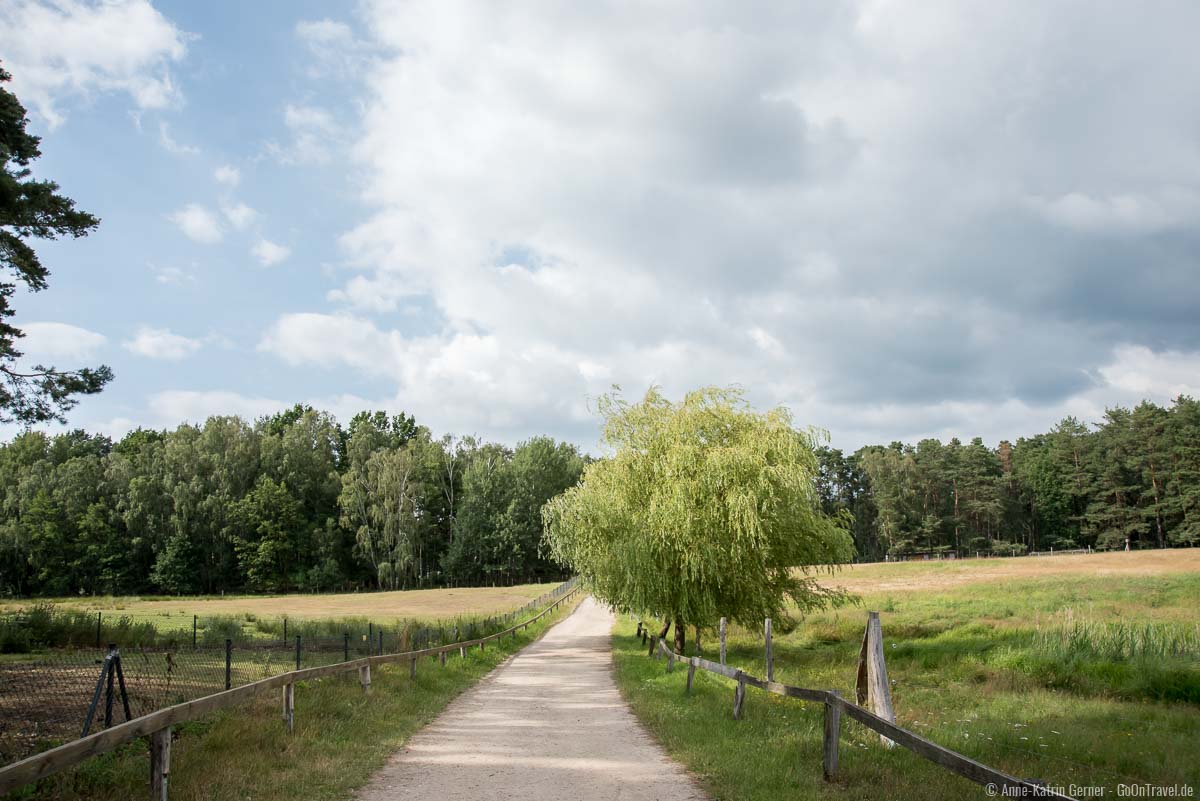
[821,547,1200,594]
[1,583,555,623]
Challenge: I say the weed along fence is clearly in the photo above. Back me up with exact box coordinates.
[0,580,580,799]
[639,611,1077,800]
[0,579,578,764]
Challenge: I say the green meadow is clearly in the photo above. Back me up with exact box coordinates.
[614,552,1200,800]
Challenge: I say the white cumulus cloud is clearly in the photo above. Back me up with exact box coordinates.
[18,322,107,363]
[168,204,222,244]
[214,165,241,186]
[148,390,287,426]
[221,202,257,230]
[252,239,291,266]
[0,0,188,128]
[124,326,202,360]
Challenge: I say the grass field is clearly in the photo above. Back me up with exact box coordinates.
[614,549,1200,800]
[0,582,556,632]
[8,593,583,801]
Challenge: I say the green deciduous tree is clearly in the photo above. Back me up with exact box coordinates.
[544,387,854,653]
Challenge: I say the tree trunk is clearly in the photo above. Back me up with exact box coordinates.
[673,616,686,654]
[658,618,671,639]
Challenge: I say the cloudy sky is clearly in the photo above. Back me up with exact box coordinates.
[1,0,1198,452]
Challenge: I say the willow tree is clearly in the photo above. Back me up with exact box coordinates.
[543,386,854,653]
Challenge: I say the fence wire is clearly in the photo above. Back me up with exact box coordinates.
[0,577,579,764]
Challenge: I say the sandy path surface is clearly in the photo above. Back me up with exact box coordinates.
[356,596,708,801]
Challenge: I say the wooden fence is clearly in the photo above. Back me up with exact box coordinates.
[643,616,1077,800]
[0,585,581,800]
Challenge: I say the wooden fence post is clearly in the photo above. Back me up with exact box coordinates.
[823,690,842,781]
[648,635,657,658]
[149,727,170,801]
[686,657,697,695]
[410,657,417,679]
[765,618,774,682]
[667,648,675,672]
[440,650,446,666]
[864,612,896,748]
[855,622,869,705]
[282,683,294,734]
[359,664,371,694]
[459,645,465,658]
[719,617,727,665]
[732,671,747,720]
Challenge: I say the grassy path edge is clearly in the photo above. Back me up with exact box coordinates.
[8,594,584,801]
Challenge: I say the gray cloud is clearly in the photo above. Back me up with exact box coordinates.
[261,0,1200,450]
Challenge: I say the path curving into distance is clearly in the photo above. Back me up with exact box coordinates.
[356,596,708,801]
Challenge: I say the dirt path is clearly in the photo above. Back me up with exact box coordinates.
[356,596,707,801]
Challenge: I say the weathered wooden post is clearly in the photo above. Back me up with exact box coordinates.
[636,622,643,639]
[649,635,658,658]
[719,617,727,665]
[858,611,895,748]
[282,682,294,734]
[439,649,446,666]
[765,618,774,682]
[358,663,372,694]
[823,690,842,780]
[410,656,417,679]
[732,670,747,720]
[459,645,466,658]
[686,657,697,695]
[149,727,171,801]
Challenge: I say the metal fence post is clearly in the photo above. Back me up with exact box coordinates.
[343,632,349,662]
[295,636,301,670]
[283,617,287,647]
[192,614,197,649]
[104,643,116,728]
[225,638,232,690]
[378,629,383,656]
[95,612,101,648]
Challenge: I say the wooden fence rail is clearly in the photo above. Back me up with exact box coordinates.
[0,585,581,799]
[648,634,1076,800]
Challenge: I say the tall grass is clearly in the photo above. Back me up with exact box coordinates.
[1033,612,1200,661]
[0,604,161,652]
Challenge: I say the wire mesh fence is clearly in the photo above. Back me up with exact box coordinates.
[0,577,579,764]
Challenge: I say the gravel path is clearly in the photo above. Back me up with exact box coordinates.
[356,596,708,801]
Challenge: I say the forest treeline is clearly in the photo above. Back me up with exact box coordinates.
[0,405,585,597]
[2,396,1197,597]
[817,397,1200,560]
